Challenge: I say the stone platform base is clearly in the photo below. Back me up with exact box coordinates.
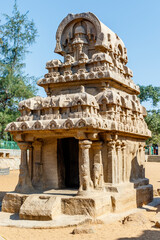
[2,181,153,221]
[105,180,153,213]
[0,197,160,229]
[2,191,111,220]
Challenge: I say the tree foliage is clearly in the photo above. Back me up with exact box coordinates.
[138,85,160,144]
[0,1,38,140]
[145,110,160,144]
[138,85,160,107]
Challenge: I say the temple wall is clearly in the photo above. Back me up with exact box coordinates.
[100,137,146,184]
[126,139,146,181]
[42,138,58,189]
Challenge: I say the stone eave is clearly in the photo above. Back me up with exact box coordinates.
[39,76,139,96]
[8,128,151,141]
[6,119,151,139]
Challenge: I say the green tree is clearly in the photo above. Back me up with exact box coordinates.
[144,110,160,145]
[0,1,38,140]
[138,85,160,144]
[138,85,160,107]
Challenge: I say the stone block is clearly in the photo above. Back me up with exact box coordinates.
[72,226,94,234]
[0,153,4,158]
[155,221,160,228]
[62,195,111,217]
[111,189,137,213]
[136,184,153,207]
[19,194,61,220]
[5,153,10,158]
[157,189,160,196]
[2,193,28,213]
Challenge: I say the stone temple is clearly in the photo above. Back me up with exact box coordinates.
[2,12,153,220]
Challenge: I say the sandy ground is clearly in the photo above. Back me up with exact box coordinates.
[0,170,19,202]
[0,163,159,240]
[145,162,160,190]
[0,170,19,192]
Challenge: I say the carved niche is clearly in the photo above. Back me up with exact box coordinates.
[58,19,97,61]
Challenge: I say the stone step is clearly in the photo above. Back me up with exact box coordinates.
[136,184,153,207]
[111,189,137,213]
[110,182,153,212]
[19,195,61,220]
[147,156,160,162]
[133,178,149,188]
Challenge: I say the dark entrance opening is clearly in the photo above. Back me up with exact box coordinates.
[57,137,79,188]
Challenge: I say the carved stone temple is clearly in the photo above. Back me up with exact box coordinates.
[2,12,153,220]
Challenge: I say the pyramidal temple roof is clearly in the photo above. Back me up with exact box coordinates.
[6,12,151,139]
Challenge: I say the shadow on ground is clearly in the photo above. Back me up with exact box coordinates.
[10,213,19,220]
[0,191,7,202]
[117,229,160,239]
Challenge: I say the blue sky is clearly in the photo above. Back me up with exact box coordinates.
[0,0,160,108]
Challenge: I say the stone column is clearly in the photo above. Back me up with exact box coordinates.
[127,149,132,182]
[116,141,122,183]
[28,145,33,179]
[140,144,145,178]
[107,140,116,184]
[15,142,34,193]
[121,142,127,182]
[92,141,104,190]
[78,140,93,195]
[32,141,43,190]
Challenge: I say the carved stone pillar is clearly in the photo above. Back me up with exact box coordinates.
[32,141,43,190]
[140,144,145,178]
[28,145,33,179]
[127,149,132,182]
[15,142,34,193]
[107,140,116,184]
[121,142,127,182]
[78,140,93,194]
[92,141,104,190]
[116,141,122,183]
